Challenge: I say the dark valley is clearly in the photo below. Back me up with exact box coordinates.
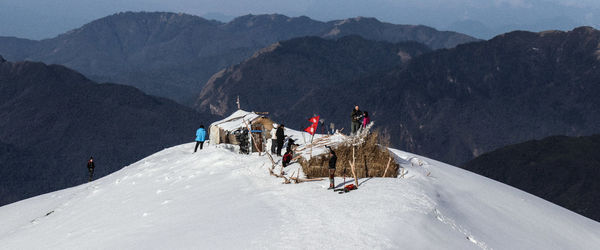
[0,55,215,206]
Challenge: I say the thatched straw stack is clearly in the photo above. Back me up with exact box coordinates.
[299,131,399,178]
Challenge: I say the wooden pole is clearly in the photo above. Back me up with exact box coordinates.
[309,121,316,158]
[351,146,358,187]
[290,177,323,182]
[309,132,314,158]
[302,132,306,145]
[383,157,392,177]
[244,120,262,156]
[343,159,346,185]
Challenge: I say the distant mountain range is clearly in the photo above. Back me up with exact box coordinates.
[462,134,600,222]
[196,35,431,116]
[197,27,600,166]
[0,11,478,105]
[0,55,215,206]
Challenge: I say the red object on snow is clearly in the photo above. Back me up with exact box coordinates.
[304,122,318,135]
[344,184,357,191]
[308,116,320,124]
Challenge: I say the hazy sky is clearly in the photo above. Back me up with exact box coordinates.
[1,0,599,39]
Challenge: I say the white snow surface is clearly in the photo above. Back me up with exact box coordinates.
[1,139,600,249]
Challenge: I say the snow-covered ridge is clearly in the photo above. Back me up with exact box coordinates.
[0,137,599,249]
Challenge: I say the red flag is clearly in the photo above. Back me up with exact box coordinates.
[304,122,318,135]
[308,115,320,124]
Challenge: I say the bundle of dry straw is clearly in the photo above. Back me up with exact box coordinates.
[299,130,399,179]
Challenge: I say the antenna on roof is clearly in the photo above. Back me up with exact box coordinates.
[236,95,241,110]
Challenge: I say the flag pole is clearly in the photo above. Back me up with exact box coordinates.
[313,121,319,142]
[305,115,320,158]
[309,121,318,157]
[308,134,315,159]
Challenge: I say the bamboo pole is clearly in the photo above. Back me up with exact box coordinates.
[383,157,392,177]
[309,134,313,158]
[294,135,332,151]
[400,168,407,178]
[290,177,323,182]
[244,120,262,156]
[351,146,358,187]
[295,141,333,153]
[343,158,347,186]
[348,160,357,187]
[290,169,297,178]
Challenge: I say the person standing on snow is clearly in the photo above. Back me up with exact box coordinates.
[276,124,285,156]
[328,148,337,189]
[350,105,364,135]
[362,111,370,129]
[195,125,207,152]
[270,124,278,154]
[87,157,95,182]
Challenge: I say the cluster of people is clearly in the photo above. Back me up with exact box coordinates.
[87,105,371,182]
[270,124,299,168]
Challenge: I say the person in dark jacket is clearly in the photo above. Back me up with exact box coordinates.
[350,105,363,135]
[286,138,297,152]
[194,125,207,152]
[87,157,95,182]
[328,148,337,189]
[276,124,285,156]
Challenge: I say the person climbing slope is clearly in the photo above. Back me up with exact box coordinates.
[87,157,95,182]
[195,125,207,152]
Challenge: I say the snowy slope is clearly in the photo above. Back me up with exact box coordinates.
[1,139,599,249]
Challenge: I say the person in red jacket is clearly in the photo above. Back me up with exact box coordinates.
[282,149,293,167]
[362,111,370,128]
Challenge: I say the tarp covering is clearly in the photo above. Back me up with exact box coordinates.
[209,110,261,144]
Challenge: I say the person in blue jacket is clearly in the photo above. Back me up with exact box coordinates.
[194,125,207,152]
